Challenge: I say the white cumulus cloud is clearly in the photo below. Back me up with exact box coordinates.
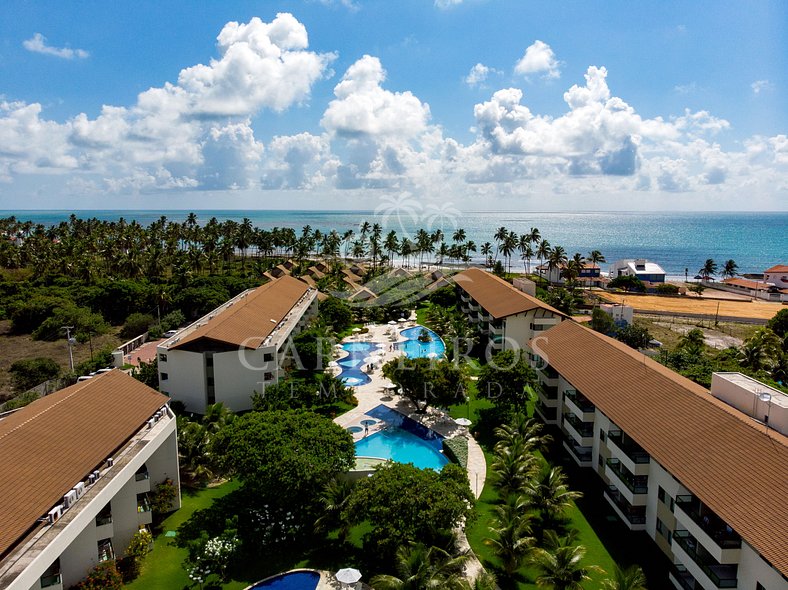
[514,40,560,79]
[23,33,89,59]
[465,63,500,87]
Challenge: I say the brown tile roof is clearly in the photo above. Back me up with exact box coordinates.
[0,371,168,559]
[170,276,311,350]
[455,268,566,319]
[764,264,788,273]
[531,321,788,575]
[722,277,771,291]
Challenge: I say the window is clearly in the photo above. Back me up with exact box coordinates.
[160,372,168,381]
[206,377,214,386]
[598,456,604,468]
[600,430,606,442]
[159,353,167,363]
[658,486,666,503]
[264,353,274,362]
[670,498,675,513]
[206,357,213,367]
[264,372,274,382]
[656,518,665,535]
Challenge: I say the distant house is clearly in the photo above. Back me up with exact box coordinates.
[599,303,633,327]
[536,263,603,286]
[157,276,318,413]
[763,264,788,289]
[454,268,566,352]
[610,259,666,284]
[717,277,788,302]
[0,371,180,590]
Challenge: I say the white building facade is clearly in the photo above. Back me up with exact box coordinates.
[455,268,566,356]
[0,371,180,590]
[158,276,318,413]
[531,321,788,589]
[610,259,666,283]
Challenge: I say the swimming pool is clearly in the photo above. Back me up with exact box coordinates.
[337,341,379,386]
[398,326,446,359]
[354,405,448,470]
[250,571,319,590]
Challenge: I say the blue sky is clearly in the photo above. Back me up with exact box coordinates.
[0,0,785,211]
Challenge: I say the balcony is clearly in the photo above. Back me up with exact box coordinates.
[608,430,650,466]
[674,496,741,564]
[564,414,594,440]
[673,530,738,588]
[539,384,558,401]
[669,564,699,590]
[675,496,741,549]
[564,389,595,421]
[489,322,504,335]
[535,401,558,424]
[605,458,648,505]
[40,573,62,589]
[95,513,113,527]
[97,539,115,562]
[604,486,646,530]
[563,440,592,467]
[135,469,149,482]
[460,292,470,303]
[538,364,559,381]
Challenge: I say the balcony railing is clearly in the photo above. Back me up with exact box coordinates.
[535,401,557,421]
[540,384,558,400]
[565,442,592,463]
[564,389,595,412]
[605,486,646,524]
[40,573,62,588]
[670,564,698,590]
[539,365,559,379]
[675,496,741,549]
[673,530,738,588]
[606,458,648,494]
[565,413,594,437]
[95,513,113,527]
[98,540,115,562]
[608,430,650,464]
[135,470,150,482]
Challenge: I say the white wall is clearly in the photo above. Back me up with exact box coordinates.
[159,349,206,413]
[212,347,279,412]
[7,417,177,590]
[737,542,788,590]
[710,374,787,436]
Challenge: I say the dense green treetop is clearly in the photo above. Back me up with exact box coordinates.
[477,350,538,408]
[382,357,468,412]
[213,410,355,497]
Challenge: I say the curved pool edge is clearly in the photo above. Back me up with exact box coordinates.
[245,568,323,590]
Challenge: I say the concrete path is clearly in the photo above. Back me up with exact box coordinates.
[332,322,487,499]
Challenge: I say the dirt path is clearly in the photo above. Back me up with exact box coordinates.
[598,293,782,321]
[653,322,744,350]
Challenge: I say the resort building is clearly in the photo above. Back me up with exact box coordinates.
[536,263,605,287]
[714,277,788,303]
[763,264,788,289]
[530,321,788,590]
[454,268,566,353]
[610,259,666,284]
[0,371,180,590]
[157,275,318,413]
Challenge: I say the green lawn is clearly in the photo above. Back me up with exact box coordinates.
[126,480,242,590]
[445,392,668,589]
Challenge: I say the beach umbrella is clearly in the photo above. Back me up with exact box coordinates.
[388,320,397,325]
[454,417,472,426]
[397,317,407,323]
[427,352,439,358]
[336,568,362,586]
[352,327,362,332]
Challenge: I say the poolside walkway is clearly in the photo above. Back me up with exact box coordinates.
[332,322,487,498]
[332,322,490,586]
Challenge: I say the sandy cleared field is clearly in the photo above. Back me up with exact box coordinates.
[597,293,783,321]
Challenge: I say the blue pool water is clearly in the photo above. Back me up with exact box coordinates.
[354,405,448,470]
[338,341,379,386]
[251,571,320,590]
[398,326,446,359]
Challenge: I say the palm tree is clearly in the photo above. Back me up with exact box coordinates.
[501,231,518,274]
[480,242,493,269]
[536,240,551,280]
[494,414,552,455]
[602,565,647,590]
[721,259,738,279]
[484,497,535,575]
[369,544,470,590]
[530,533,600,590]
[493,226,508,263]
[546,245,568,284]
[314,477,356,540]
[491,441,536,497]
[588,250,606,267]
[523,466,581,533]
[738,328,782,372]
[699,258,717,280]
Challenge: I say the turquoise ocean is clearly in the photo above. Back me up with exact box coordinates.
[2,210,786,280]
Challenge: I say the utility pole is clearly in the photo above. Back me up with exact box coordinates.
[62,326,76,371]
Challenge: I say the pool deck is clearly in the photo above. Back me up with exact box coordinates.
[332,320,489,585]
[333,321,487,499]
